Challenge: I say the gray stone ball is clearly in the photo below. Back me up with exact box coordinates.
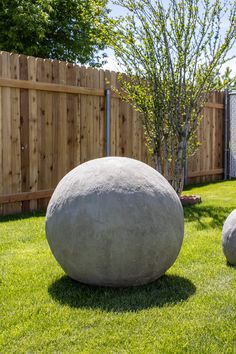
[46,157,184,287]
[222,209,236,266]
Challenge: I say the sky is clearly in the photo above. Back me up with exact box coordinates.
[102,1,236,76]
[101,2,126,72]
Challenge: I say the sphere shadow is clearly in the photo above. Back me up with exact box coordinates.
[226,260,236,269]
[184,205,233,230]
[48,274,196,312]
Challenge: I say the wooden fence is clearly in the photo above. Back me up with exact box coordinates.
[0,51,225,215]
[188,91,225,184]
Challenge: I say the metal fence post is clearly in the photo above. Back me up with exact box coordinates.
[224,89,229,180]
[227,89,236,179]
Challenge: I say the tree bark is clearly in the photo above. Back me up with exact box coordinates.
[171,139,185,195]
[153,152,162,175]
[171,167,184,196]
[153,137,186,196]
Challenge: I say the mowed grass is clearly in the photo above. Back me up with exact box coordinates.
[1,181,236,353]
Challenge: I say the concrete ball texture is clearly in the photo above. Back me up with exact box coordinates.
[222,209,236,266]
[46,157,184,287]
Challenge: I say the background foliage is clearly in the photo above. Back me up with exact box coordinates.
[0,0,110,66]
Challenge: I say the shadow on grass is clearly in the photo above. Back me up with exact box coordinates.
[48,274,196,312]
[183,179,236,191]
[0,210,45,223]
[184,205,233,229]
[226,260,236,269]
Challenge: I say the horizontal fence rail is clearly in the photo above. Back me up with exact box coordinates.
[0,51,225,215]
[0,77,106,96]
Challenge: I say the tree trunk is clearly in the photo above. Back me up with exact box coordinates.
[171,166,184,196]
[171,140,185,196]
[152,138,186,196]
[153,152,162,175]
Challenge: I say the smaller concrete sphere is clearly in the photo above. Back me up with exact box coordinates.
[46,157,184,287]
[222,209,236,265]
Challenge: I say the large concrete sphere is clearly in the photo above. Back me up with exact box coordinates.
[46,157,184,287]
[222,209,236,265]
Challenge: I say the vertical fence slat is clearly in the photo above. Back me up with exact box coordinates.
[86,67,95,160]
[57,61,68,179]
[66,63,76,170]
[10,53,21,213]
[19,55,30,212]
[80,66,88,163]
[36,58,45,210]
[110,71,117,156]
[98,70,104,157]
[51,60,60,187]
[2,52,13,214]
[28,56,38,210]
[93,68,100,159]
[44,59,53,196]
[74,65,81,165]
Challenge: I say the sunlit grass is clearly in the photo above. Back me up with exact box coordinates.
[1,181,236,353]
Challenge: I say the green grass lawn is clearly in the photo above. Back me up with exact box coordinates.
[1,180,236,353]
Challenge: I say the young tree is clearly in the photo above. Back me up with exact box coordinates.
[0,0,109,66]
[108,0,236,194]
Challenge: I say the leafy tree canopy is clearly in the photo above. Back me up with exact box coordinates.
[215,67,236,89]
[0,0,109,66]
